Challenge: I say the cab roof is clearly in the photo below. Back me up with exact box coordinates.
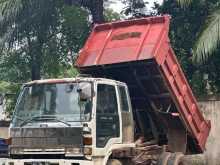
[24,77,126,86]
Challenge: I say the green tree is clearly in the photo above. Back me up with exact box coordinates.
[157,0,220,95]
[121,0,150,17]
[0,3,90,116]
[0,0,107,81]
[104,9,122,22]
[0,81,20,117]
[176,0,220,63]
[0,0,123,116]
[65,0,105,23]
[0,0,64,80]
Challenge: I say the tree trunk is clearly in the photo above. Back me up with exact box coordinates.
[31,52,41,80]
[27,33,42,80]
[30,41,43,80]
[90,0,104,23]
[65,0,105,23]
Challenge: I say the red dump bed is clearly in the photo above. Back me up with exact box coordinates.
[75,15,211,152]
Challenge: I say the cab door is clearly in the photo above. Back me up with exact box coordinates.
[118,85,134,143]
[95,83,121,153]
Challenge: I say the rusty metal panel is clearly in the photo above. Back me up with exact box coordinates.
[75,15,211,152]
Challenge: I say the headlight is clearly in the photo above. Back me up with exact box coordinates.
[65,148,83,157]
[84,147,92,155]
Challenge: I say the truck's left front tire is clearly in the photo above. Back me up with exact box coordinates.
[167,153,185,165]
[107,159,123,165]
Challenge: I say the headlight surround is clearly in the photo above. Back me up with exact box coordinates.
[65,147,83,157]
[84,147,92,155]
[83,136,92,145]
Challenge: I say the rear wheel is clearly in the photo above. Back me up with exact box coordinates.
[157,152,171,165]
[107,158,134,165]
[167,153,185,165]
[107,159,123,165]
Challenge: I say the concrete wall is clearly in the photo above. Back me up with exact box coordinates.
[198,98,220,165]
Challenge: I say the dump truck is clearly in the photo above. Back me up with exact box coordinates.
[2,15,210,165]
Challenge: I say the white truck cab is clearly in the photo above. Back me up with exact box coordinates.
[7,77,135,165]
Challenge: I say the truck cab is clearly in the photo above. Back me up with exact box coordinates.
[10,77,135,163]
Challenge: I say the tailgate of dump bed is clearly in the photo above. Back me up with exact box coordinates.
[75,15,211,152]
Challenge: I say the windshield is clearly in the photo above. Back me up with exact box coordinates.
[12,82,92,127]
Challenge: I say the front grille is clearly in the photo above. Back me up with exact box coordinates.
[10,127,83,155]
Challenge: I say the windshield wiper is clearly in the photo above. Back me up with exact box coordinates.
[43,117,71,127]
[19,115,43,127]
[13,114,25,122]
[19,115,71,127]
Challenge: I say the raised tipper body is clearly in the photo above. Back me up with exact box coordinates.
[76,15,211,153]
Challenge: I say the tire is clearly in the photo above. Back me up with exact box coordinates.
[167,152,185,165]
[157,152,172,165]
[107,159,123,165]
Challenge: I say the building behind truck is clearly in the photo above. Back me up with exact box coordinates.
[2,15,211,165]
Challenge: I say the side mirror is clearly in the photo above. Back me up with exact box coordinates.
[77,82,92,101]
[0,94,4,105]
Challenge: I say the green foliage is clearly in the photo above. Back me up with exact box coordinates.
[204,50,220,93]
[104,9,121,22]
[0,3,90,80]
[0,81,21,117]
[193,8,220,63]
[61,5,90,55]
[0,81,13,93]
[176,0,193,7]
[0,1,91,81]
[121,0,149,17]
[41,5,89,79]
[0,50,31,82]
[156,0,220,96]
[0,2,90,116]
[0,0,63,80]
[190,71,207,96]
[177,0,220,64]
[57,66,78,78]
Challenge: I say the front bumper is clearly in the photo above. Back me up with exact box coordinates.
[9,147,84,157]
[0,158,93,165]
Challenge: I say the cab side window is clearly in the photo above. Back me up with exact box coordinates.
[96,84,118,114]
[96,84,120,147]
[118,86,129,112]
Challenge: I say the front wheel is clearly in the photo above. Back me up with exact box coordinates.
[157,152,172,165]
[167,153,185,165]
[107,159,123,165]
